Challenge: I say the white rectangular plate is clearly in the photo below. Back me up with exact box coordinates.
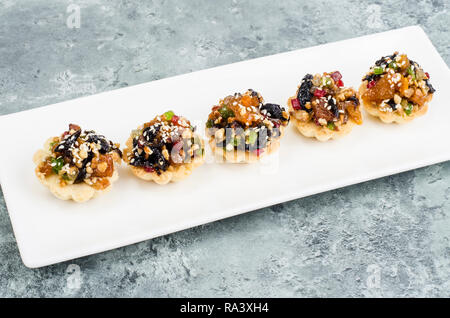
[1,26,449,268]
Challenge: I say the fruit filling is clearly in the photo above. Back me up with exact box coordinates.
[361,52,435,115]
[125,111,203,174]
[205,89,289,152]
[290,71,363,130]
[37,124,122,190]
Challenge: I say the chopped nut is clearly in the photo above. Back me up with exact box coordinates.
[318,118,327,126]
[162,149,169,160]
[263,119,272,127]
[69,166,77,176]
[143,146,153,155]
[404,88,414,98]
[97,162,108,173]
[79,149,88,159]
[295,110,310,122]
[312,74,321,86]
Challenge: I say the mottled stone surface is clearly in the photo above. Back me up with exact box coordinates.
[0,0,449,297]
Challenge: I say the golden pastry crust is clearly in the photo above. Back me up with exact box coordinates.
[287,97,357,142]
[206,126,284,163]
[359,81,430,124]
[33,138,119,203]
[123,136,204,185]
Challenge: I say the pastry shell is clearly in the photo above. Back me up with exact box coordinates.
[33,137,120,203]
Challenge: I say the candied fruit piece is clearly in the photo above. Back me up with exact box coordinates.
[362,76,395,103]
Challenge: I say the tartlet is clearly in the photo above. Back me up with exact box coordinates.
[288,71,363,141]
[205,89,290,163]
[123,111,204,184]
[33,124,122,202]
[359,52,435,123]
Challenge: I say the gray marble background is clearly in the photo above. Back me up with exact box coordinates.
[0,0,449,297]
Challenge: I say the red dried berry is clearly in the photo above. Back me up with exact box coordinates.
[171,115,180,124]
[337,79,344,87]
[367,80,376,89]
[144,166,154,173]
[330,71,342,82]
[314,89,327,97]
[291,98,301,110]
[425,72,430,79]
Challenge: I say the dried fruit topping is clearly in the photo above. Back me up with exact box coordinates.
[345,100,363,125]
[69,124,81,131]
[40,125,121,189]
[206,89,289,154]
[171,115,180,124]
[128,113,198,175]
[144,166,155,173]
[313,89,327,98]
[375,52,397,67]
[291,98,301,110]
[426,79,435,94]
[312,100,335,123]
[293,71,362,128]
[330,71,342,82]
[363,73,380,83]
[363,52,435,114]
[143,125,160,142]
[328,97,339,118]
[297,74,314,111]
[260,103,284,119]
[364,76,395,102]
